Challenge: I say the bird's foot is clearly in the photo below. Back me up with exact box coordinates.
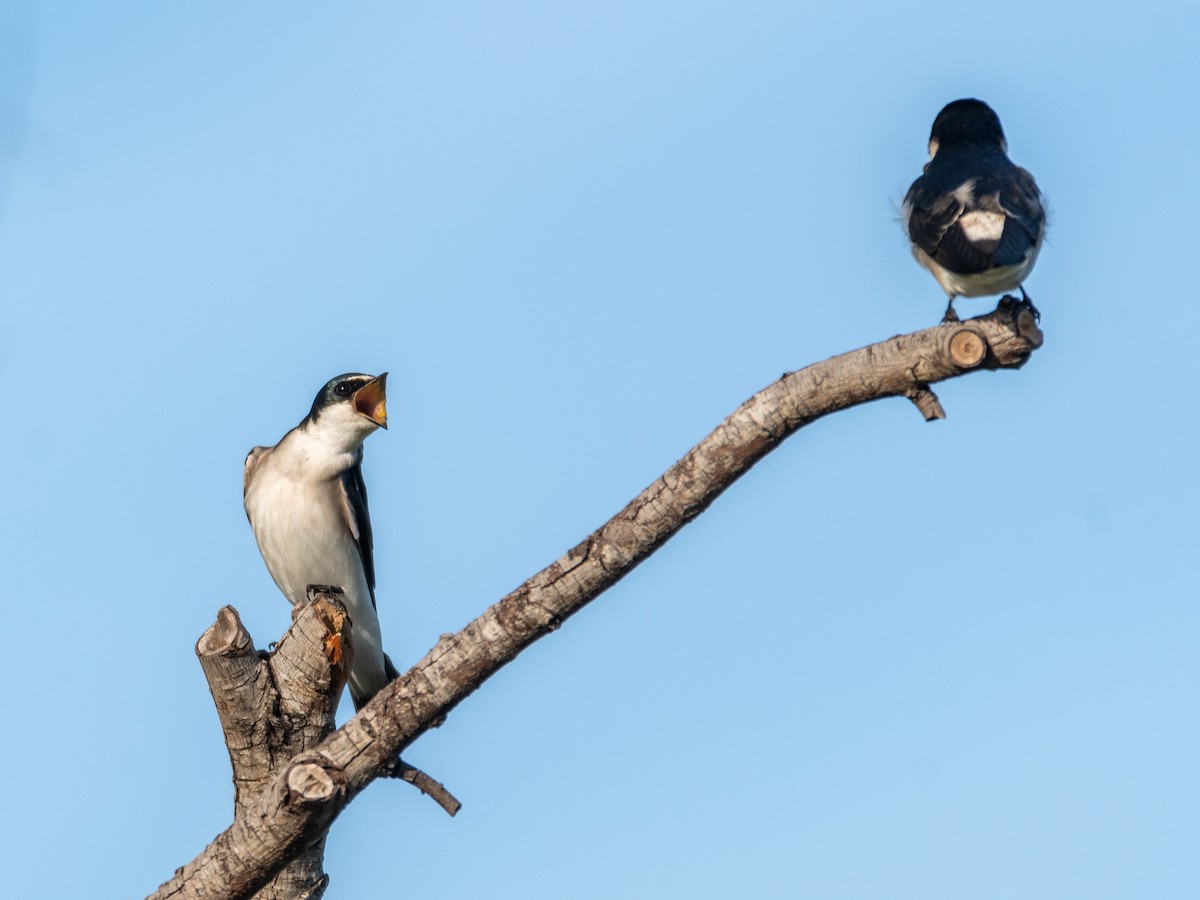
[941,301,961,324]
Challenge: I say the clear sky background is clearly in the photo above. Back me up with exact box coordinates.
[2,2,1197,898]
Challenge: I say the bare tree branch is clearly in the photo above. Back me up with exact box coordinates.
[384,760,462,817]
[150,298,1043,900]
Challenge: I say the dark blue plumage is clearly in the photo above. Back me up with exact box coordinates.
[903,99,1045,321]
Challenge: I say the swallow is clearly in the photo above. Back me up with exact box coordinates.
[902,98,1045,321]
[243,372,399,710]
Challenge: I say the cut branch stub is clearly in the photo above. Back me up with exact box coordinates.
[948,328,987,368]
[198,606,254,657]
[1016,306,1043,347]
[387,760,463,817]
[287,763,338,805]
[903,385,946,421]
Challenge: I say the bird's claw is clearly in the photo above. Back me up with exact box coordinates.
[1019,286,1041,323]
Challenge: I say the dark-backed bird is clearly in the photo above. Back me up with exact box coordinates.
[243,372,399,710]
[902,98,1045,321]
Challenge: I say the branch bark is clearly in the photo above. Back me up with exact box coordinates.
[193,591,350,899]
[151,298,1043,900]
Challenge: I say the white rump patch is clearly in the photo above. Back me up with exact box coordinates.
[959,210,1006,243]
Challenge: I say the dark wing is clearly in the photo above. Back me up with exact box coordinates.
[906,159,1044,275]
[337,448,378,610]
[991,165,1045,267]
[904,175,964,260]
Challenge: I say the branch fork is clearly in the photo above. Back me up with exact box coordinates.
[181,588,456,899]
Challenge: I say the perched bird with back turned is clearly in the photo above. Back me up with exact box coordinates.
[902,98,1045,321]
[243,372,399,710]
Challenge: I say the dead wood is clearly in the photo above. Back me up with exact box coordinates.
[150,298,1043,900]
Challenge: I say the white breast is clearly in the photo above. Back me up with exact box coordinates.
[244,434,387,702]
[247,473,366,604]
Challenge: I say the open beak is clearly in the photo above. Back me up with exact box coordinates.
[353,373,388,429]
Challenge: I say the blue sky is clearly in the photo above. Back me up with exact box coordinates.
[2,2,1197,897]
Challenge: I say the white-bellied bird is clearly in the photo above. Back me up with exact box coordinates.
[903,98,1045,321]
[243,372,398,710]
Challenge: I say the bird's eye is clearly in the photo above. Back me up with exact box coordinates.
[335,382,353,396]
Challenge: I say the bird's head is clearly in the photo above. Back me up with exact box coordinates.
[305,373,389,445]
[927,98,1007,159]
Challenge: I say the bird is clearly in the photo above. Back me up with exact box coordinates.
[243,372,399,711]
[902,98,1045,322]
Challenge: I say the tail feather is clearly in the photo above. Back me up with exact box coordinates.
[383,652,401,682]
[350,653,402,711]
